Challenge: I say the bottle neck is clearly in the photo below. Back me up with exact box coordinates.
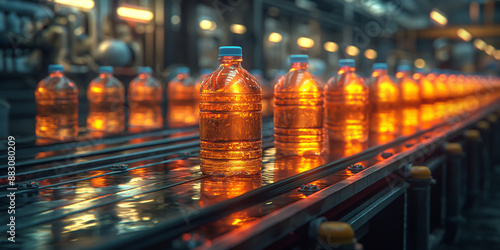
[139,72,151,79]
[219,56,242,67]
[177,73,189,80]
[100,72,112,78]
[339,66,355,73]
[396,71,410,79]
[290,62,309,70]
[49,71,64,77]
[372,69,387,77]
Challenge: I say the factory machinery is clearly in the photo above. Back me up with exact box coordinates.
[0,99,499,249]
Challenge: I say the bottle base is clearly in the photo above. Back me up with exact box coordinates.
[201,158,262,176]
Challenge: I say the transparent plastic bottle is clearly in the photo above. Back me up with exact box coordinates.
[274,55,324,156]
[396,65,420,136]
[199,46,262,176]
[167,67,197,128]
[325,59,368,144]
[429,69,449,122]
[86,66,125,136]
[128,66,163,132]
[252,69,272,117]
[35,64,79,141]
[368,63,399,143]
[413,69,435,130]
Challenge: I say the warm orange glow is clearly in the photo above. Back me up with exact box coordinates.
[414,58,425,68]
[35,71,78,141]
[400,107,420,136]
[274,61,324,156]
[324,41,339,52]
[53,0,94,10]
[230,24,247,34]
[430,9,447,26]
[200,54,262,176]
[397,74,421,105]
[473,39,486,50]
[485,45,495,56]
[268,32,283,43]
[457,28,472,41]
[494,50,500,60]
[117,6,154,23]
[128,72,164,133]
[345,46,360,56]
[326,66,369,144]
[364,49,377,60]
[274,156,325,181]
[167,75,198,128]
[297,37,314,48]
[199,20,216,30]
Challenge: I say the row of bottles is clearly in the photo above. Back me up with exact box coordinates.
[198,47,500,176]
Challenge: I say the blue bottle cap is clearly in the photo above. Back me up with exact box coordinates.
[290,55,309,64]
[372,63,387,70]
[250,69,263,76]
[177,67,190,74]
[99,66,113,73]
[339,59,355,67]
[48,64,64,73]
[218,46,242,57]
[200,68,212,75]
[397,65,411,72]
[138,66,152,74]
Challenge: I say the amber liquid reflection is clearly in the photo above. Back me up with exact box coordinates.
[274,155,326,182]
[200,175,262,230]
[168,74,198,128]
[35,71,79,141]
[274,62,324,156]
[199,56,262,176]
[325,66,369,144]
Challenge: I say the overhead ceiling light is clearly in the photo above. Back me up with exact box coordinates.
[414,58,425,68]
[199,20,217,31]
[430,8,447,26]
[230,24,246,34]
[117,6,154,23]
[53,0,94,11]
[297,37,314,48]
[345,46,359,56]
[473,39,486,50]
[485,45,495,56]
[457,28,472,42]
[268,32,283,43]
[324,41,338,52]
[364,49,377,60]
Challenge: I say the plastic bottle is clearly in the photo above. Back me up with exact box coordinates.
[252,69,272,117]
[396,65,420,136]
[368,63,399,145]
[167,67,197,128]
[325,59,369,144]
[199,46,262,176]
[274,55,324,156]
[128,66,163,132]
[413,69,435,130]
[35,64,79,141]
[86,66,125,136]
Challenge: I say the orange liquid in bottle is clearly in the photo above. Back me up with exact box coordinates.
[274,55,324,156]
[86,66,125,137]
[251,69,273,117]
[199,46,262,176]
[325,59,369,144]
[35,64,79,141]
[167,67,197,128]
[368,63,399,152]
[128,67,163,133]
[413,69,435,130]
[396,66,420,136]
[431,70,450,121]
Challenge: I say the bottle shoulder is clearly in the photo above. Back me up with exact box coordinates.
[200,67,262,94]
[89,76,124,89]
[325,73,368,91]
[129,76,163,89]
[37,75,78,93]
[275,70,323,92]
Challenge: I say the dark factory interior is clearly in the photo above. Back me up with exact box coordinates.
[1,0,500,249]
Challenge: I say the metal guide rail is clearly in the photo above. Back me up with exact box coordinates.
[1,104,499,249]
